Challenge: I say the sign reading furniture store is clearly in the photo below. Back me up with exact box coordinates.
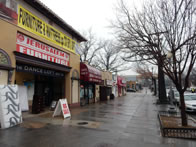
[18,5,76,53]
[16,64,65,77]
[16,32,70,66]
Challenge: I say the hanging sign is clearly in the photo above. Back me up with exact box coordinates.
[16,63,65,77]
[18,5,76,53]
[0,85,22,129]
[53,99,71,119]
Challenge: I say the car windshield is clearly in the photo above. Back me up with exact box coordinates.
[184,95,196,101]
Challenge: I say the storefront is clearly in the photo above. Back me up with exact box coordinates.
[80,63,101,106]
[112,75,118,98]
[117,76,126,97]
[0,0,86,113]
[100,71,113,101]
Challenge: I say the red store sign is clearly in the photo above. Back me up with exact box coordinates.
[16,32,70,66]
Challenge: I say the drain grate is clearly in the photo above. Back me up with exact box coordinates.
[77,122,88,125]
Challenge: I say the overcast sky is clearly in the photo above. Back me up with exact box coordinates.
[39,0,143,39]
[39,0,144,75]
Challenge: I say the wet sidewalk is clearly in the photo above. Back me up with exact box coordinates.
[1,91,196,147]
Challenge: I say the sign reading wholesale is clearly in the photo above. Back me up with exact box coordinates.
[18,5,76,53]
[16,32,70,66]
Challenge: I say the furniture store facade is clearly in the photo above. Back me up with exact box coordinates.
[0,0,86,113]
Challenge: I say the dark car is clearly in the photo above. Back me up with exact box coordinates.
[127,88,136,92]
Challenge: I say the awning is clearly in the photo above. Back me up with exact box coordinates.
[117,76,126,87]
[80,63,101,83]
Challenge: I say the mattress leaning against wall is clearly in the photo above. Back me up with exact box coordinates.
[0,85,22,129]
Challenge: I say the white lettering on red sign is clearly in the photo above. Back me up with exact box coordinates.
[16,33,70,66]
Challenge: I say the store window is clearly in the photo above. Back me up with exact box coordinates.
[0,49,12,84]
[0,49,11,66]
[0,52,9,65]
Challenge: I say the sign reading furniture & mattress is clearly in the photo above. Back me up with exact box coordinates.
[53,99,71,119]
[0,85,22,129]
[16,32,70,66]
[18,5,76,53]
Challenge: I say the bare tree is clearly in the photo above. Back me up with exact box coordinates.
[134,62,153,79]
[93,41,129,73]
[113,0,196,126]
[77,28,104,65]
[134,62,157,95]
[113,0,167,104]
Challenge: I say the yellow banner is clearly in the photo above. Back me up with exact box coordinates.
[18,5,76,53]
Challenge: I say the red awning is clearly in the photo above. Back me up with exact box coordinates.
[80,63,101,83]
[117,76,126,87]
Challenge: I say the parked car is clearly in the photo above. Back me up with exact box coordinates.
[173,91,180,105]
[127,88,136,92]
[183,93,196,112]
[166,88,170,98]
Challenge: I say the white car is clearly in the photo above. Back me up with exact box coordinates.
[184,93,196,112]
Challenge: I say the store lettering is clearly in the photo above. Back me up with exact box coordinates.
[16,64,64,77]
[25,37,68,58]
[18,7,43,34]
[18,5,76,53]
[17,46,68,66]
[46,25,61,44]
[24,66,42,73]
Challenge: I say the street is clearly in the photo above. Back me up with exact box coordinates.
[0,91,196,147]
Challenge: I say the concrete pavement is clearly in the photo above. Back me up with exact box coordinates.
[0,90,196,147]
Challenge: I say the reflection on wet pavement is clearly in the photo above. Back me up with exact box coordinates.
[1,91,196,147]
[20,121,47,129]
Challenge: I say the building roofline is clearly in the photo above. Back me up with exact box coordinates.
[23,0,87,42]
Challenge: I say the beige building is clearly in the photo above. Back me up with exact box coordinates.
[0,0,86,113]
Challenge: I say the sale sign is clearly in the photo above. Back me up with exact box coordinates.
[16,32,70,66]
[53,99,71,119]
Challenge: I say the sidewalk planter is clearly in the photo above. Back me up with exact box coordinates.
[158,111,196,139]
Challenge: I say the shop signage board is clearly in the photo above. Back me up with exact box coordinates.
[0,85,22,129]
[53,99,71,119]
[16,32,70,66]
[16,64,65,77]
[106,80,113,86]
[18,5,76,53]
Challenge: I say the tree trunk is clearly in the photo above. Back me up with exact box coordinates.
[154,78,157,96]
[179,91,188,126]
[158,63,167,103]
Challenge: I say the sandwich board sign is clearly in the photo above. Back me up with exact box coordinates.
[53,99,71,119]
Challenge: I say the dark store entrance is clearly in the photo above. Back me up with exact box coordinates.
[34,75,65,107]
